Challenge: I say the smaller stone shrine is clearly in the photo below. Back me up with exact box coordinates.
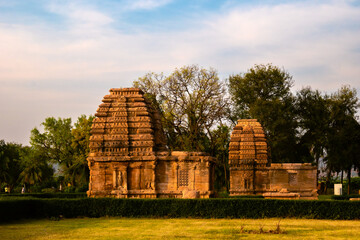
[87,88,215,198]
[229,119,318,199]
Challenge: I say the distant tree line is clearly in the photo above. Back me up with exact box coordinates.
[134,64,360,193]
[1,64,359,194]
[0,115,93,193]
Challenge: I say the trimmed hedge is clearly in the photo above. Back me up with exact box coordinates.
[331,195,360,200]
[0,192,87,199]
[227,195,264,199]
[1,198,360,222]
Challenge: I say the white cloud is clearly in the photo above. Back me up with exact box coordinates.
[125,0,173,10]
[1,1,359,85]
[198,1,360,88]
[47,1,113,30]
[0,0,359,144]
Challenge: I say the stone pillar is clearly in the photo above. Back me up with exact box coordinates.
[192,165,196,190]
[87,161,94,195]
[151,161,156,191]
[113,168,117,189]
[174,163,179,190]
[99,165,108,191]
[206,162,210,191]
[138,165,142,189]
[123,166,128,191]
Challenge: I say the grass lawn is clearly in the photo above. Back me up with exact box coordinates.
[1,218,359,240]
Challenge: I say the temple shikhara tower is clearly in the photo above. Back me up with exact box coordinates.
[87,88,215,198]
[229,119,268,195]
[229,119,318,199]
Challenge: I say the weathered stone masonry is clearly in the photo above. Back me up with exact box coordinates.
[229,119,318,199]
[87,88,215,198]
[88,88,317,199]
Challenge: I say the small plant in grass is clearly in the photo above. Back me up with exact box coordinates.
[270,220,284,234]
[237,221,285,235]
[238,225,245,234]
[258,224,264,234]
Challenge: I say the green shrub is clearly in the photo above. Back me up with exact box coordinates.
[227,195,264,199]
[64,186,76,193]
[41,188,57,193]
[75,184,89,193]
[216,191,229,198]
[1,198,359,222]
[331,195,360,200]
[12,186,22,193]
[318,195,333,200]
[0,192,87,199]
[29,185,42,193]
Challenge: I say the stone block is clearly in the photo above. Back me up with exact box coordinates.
[182,189,200,199]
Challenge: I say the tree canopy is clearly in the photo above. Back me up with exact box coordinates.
[134,64,229,152]
[325,86,360,193]
[229,64,298,163]
[0,140,22,191]
[28,115,94,189]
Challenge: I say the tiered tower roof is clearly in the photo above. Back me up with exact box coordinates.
[88,88,167,162]
[229,119,268,168]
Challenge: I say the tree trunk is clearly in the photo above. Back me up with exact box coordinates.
[315,158,319,186]
[341,170,343,184]
[223,163,228,192]
[347,168,351,195]
[324,169,332,194]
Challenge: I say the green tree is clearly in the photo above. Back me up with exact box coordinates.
[18,146,54,188]
[67,115,94,186]
[209,125,230,191]
[30,116,93,188]
[296,87,331,182]
[228,64,298,163]
[0,140,23,191]
[30,117,74,169]
[0,140,10,189]
[134,65,229,152]
[326,86,360,194]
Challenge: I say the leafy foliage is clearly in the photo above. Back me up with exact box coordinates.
[0,140,22,191]
[229,64,298,163]
[134,65,230,190]
[295,87,331,182]
[331,195,360,200]
[210,125,230,190]
[229,64,360,184]
[26,115,94,189]
[30,117,74,167]
[67,115,94,186]
[134,65,229,152]
[18,146,54,186]
[0,192,86,199]
[1,198,360,222]
[325,86,360,193]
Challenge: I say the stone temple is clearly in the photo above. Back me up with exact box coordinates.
[87,88,215,198]
[88,88,317,199]
[229,119,318,199]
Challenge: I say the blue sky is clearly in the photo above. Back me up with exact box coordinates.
[0,0,360,145]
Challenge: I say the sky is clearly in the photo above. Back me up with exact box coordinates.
[0,0,359,145]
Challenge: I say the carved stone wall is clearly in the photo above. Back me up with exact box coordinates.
[88,88,215,198]
[229,119,268,195]
[229,119,317,199]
